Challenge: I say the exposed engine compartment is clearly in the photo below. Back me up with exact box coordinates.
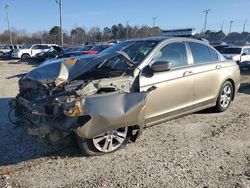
[10,74,146,143]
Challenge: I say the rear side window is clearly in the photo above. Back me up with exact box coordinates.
[40,45,50,49]
[209,47,219,61]
[32,45,49,49]
[188,42,212,64]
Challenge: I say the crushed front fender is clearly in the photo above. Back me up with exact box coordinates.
[74,91,149,139]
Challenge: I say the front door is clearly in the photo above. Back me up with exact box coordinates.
[139,42,195,125]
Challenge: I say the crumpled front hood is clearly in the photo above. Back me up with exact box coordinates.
[25,52,132,85]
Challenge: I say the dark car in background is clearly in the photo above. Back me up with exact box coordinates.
[34,46,63,62]
[0,45,21,57]
[212,44,229,53]
[61,45,95,58]
[84,44,111,54]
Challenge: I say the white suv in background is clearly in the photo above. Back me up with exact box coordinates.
[0,45,21,56]
[221,46,250,63]
[11,44,57,59]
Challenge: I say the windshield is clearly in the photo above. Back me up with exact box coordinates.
[101,40,159,64]
[222,48,242,54]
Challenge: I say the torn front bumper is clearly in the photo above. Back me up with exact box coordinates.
[10,90,149,141]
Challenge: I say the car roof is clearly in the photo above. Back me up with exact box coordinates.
[125,36,209,44]
[225,45,250,49]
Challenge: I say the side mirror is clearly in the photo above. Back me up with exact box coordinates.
[151,61,171,72]
[241,53,247,56]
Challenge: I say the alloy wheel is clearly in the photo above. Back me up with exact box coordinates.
[92,127,128,152]
[220,85,232,108]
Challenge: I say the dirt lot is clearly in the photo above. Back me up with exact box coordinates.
[0,59,250,188]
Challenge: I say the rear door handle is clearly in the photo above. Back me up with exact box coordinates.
[216,65,222,69]
[183,70,193,76]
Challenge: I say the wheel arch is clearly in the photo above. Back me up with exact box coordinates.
[21,53,31,59]
[226,78,236,101]
[216,77,236,102]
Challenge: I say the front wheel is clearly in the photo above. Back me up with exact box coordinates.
[215,81,234,112]
[21,54,30,60]
[76,126,131,156]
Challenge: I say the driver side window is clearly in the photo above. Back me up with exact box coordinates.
[242,48,248,54]
[32,45,39,49]
[151,42,188,68]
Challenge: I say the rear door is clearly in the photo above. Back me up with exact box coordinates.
[31,45,50,56]
[140,42,195,125]
[187,42,222,108]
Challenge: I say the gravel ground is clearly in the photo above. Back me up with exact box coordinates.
[0,59,250,188]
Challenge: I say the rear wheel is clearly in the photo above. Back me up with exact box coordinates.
[76,126,131,156]
[21,54,30,60]
[215,81,233,112]
[0,51,4,56]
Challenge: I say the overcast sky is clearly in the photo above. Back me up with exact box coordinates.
[0,0,249,34]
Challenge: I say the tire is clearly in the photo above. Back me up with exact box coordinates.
[215,81,234,112]
[21,54,30,60]
[0,51,4,56]
[76,126,132,156]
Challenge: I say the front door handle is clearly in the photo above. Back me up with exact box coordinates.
[183,70,193,77]
[216,65,222,69]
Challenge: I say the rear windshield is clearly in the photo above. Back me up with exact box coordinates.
[222,48,241,54]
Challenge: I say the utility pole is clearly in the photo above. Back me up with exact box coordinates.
[202,9,211,34]
[229,20,234,33]
[243,19,247,33]
[152,17,157,28]
[220,20,224,31]
[56,0,63,46]
[126,20,129,39]
[5,4,13,45]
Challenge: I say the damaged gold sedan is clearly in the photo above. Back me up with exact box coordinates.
[9,37,241,155]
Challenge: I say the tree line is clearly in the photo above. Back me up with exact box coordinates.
[0,23,249,46]
[203,30,250,44]
[0,24,162,46]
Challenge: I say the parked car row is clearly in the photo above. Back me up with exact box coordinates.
[0,43,113,62]
[0,45,22,57]
[211,43,250,64]
[9,37,241,156]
